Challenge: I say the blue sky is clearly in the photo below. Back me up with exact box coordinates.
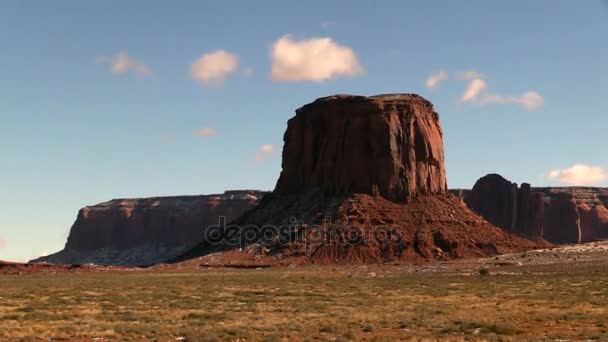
[1,1,607,261]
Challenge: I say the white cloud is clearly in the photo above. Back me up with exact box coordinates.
[426,70,448,89]
[478,91,544,110]
[453,69,543,110]
[255,144,275,161]
[547,164,607,185]
[269,35,363,82]
[456,70,484,81]
[190,50,239,85]
[461,78,488,102]
[197,127,216,138]
[96,52,152,76]
[0,237,5,249]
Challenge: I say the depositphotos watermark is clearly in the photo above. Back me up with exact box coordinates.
[203,216,410,248]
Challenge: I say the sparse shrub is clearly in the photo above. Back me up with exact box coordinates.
[479,268,490,276]
[362,324,375,332]
[320,324,337,333]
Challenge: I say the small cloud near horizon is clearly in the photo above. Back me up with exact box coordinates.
[190,50,239,86]
[255,144,275,161]
[197,127,217,138]
[96,52,152,76]
[269,35,363,82]
[0,237,5,249]
[547,164,607,185]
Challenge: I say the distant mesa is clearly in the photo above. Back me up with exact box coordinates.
[31,191,266,266]
[179,94,544,264]
[452,174,608,244]
[456,174,545,239]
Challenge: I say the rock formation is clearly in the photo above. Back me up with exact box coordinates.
[32,191,265,266]
[275,94,447,201]
[463,174,544,238]
[542,192,581,243]
[539,187,608,243]
[453,175,608,244]
[179,94,544,264]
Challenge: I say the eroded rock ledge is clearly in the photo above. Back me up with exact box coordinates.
[31,191,266,266]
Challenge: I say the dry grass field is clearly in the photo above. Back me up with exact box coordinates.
[1,259,608,341]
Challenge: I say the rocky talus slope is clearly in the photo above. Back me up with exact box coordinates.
[32,191,265,266]
[178,94,545,265]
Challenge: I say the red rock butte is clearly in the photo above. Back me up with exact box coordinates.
[180,94,546,264]
[275,94,447,201]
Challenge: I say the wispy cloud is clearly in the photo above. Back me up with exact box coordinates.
[461,78,488,102]
[269,35,363,82]
[547,164,607,185]
[478,91,544,110]
[456,70,484,81]
[96,52,152,76]
[197,127,217,138]
[255,144,275,161]
[455,69,543,110]
[0,237,5,249]
[426,70,448,89]
[190,50,239,85]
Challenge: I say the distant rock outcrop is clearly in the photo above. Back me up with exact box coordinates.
[463,174,544,238]
[179,94,544,264]
[539,187,608,244]
[542,192,581,243]
[453,174,608,244]
[31,191,265,266]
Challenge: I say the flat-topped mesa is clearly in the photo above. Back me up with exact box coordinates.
[32,190,266,266]
[274,94,447,201]
[453,174,608,244]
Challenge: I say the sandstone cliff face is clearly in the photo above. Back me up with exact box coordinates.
[180,94,544,264]
[542,192,581,243]
[464,174,544,238]
[453,175,608,244]
[32,191,265,266]
[275,94,447,202]
[538,187,608,244]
